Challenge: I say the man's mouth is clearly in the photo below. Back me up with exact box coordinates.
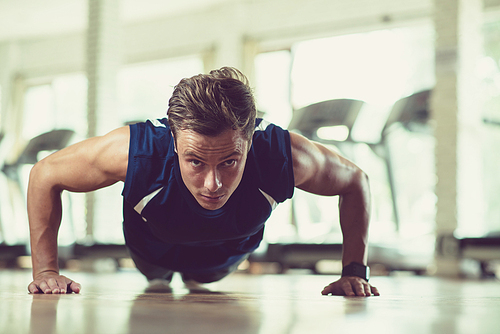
[200,194,225,202]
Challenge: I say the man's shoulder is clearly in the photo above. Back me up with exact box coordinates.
[130,118,170,133]
[248,119,295,203]
[146,118,170,129]
[128,118,174,157]
[254,118,276,132]
[252,119,290,151]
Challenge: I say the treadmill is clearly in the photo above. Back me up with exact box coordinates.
[0,129,74,266]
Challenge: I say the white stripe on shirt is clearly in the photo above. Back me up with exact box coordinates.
[134,187,164,217]
[150,119,166,128]
[255,119,271,132]
[259,188,277,210]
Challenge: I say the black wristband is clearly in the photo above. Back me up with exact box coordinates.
[342,262,370,281]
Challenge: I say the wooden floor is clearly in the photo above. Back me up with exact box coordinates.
[0,269,499,334]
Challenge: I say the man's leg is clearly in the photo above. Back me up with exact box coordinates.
[181,254,250,284]
[128,249,174,282]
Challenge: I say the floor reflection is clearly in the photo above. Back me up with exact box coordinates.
[341,296,368,315]
[127,289,261,334]
[29,294,61,334]
[1,271,499,334]
[26,283,262,334]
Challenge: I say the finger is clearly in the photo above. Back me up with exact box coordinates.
[342,281,356,296]
[38,281,52,294]
[58,276,80,294]
[56,278,70,294]
[47,278,61,294]
[67,280,81,294]
[28,282,41,294]
[371,285,380,296]
[321,284,336,295]
[322,281,345,296]
[353,282,366,296]
[364,284,372,296]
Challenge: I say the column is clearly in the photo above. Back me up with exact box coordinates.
[432,0,484,277]
[0,43,22,152]
[86,0,121,240]
[211,3,252,74]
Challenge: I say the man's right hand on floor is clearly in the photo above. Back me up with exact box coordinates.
[28,271,81,294]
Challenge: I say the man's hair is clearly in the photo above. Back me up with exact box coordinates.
[167,67,256,142]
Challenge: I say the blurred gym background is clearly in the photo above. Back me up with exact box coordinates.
[0,0,499,279]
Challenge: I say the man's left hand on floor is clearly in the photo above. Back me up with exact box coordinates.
[321,276,380,296]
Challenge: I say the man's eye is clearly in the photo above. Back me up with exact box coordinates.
[190,160,202,167]
[223,159,236,167]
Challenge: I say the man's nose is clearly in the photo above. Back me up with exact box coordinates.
[204,168,222,192]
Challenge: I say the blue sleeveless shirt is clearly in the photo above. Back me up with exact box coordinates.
[122,118,294,273]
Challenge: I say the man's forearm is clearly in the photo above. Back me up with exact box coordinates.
[29,223,61,276]
[27,164,63,277]
[338,172,371,266]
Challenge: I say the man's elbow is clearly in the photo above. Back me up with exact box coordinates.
[28,159,60,193]
[348,168,370,197]
[29,159,48,182]
[358,169,370,189]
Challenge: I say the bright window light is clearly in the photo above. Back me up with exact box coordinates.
[118,56,204,124]
[291,27,434,109]
[288,25,436,249]
[254,50,293,128]
[316,125,349,141]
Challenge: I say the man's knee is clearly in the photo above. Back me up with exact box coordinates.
[181,269,230,284]
[128,249,174,281]
[182,254,250,283]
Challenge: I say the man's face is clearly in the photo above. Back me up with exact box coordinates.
[175,129,250,211]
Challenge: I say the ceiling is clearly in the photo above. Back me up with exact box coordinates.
[0,0,230,42]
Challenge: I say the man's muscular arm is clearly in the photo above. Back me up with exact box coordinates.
[27,126,130,294]
[290,132,379,297]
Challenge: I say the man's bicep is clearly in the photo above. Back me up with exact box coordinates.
[290,132,323,188]
[93,126,130,182]
[290,132,361,196]
[32,126,130,192]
